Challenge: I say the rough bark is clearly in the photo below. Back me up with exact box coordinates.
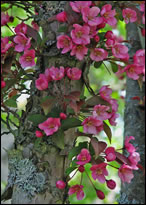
[118,23,145,204]
[2,2,85,204]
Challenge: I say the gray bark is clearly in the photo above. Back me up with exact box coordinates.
[118,23,145,204]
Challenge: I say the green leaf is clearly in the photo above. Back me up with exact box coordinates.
[68,142,88,160]
[65,167,77,176]
[27,114,47,126]
[110,62,118,73]
[52,129,65,149]
[4,95,20,108]
[94,61,103,69]
[103,121,112,143]
[57,25,68,32]
[61,117,82,131]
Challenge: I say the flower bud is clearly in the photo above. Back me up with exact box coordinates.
[106,179,116,189]
[56,180,66,189]
[96,190,105,200]
[56,11,67,22]
[35,130,43,138]
[1,80,6,88]
[60,113,67,120]
[78,165,85,173]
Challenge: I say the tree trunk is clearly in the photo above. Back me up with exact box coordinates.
[118,23,145,204]
[3,1,85,204]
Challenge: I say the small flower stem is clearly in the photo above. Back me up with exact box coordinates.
[84,169,96,190]
[80,173,83,185]
[103,62,111,75]
[107,163,119,169]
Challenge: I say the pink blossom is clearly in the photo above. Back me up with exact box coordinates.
[90,163,108,183]
[38,117,61,136]
[105,31,115,39]
[128,152,140,170]
[112,44,129,59]
[106,179,116,189]
[94,35,100,43]
[60,113,67,120]
[133,49,145,67]
[99,85,112,101]
[124,136,136,153]
[35,130,43,138]
[124,64,143,80]
[122,8,137,24]
[82,116,103,135]
[1,37,13,54]
[71,24,90,45]
[105,147,116,162]
[90,48,108,62]
[109,112,119,126]
[14,33,31,52]
[105,38,116,48]
[56,11,67,22]
[70,1,92,13]
[118,164,134,183]
[109,99,118,112]
[15,22,27,34]
[93,104,111,121]
[57,35,73,54]
[70,44,88,60]
[96,190,105,200]
[81,6,103,26]
[31,21,39,31]
[1,12,10,26]
[140,3,145,12]
[35,74,48,90]
[100,4,117,26]
[19,49,35,68]
[1,80,6,88]
[44,68,53,82]
[88,26,98,38]
[49,66,65,81]
[96,21,106,29]
[76,148,91,165]
[56,180,66,189]
[68,185,85,200]
[67,67,82,80]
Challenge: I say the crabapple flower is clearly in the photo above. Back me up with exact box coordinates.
[112,44,129,59]
[68,185,85,200]
[1,80,6,88]
[128,152,140,170]
[90,48,108,62]
[15,22,27,34]
[88,25,98,38]
[38,117,61,136]
[44,68,52,82]
[70,44,88,60]
[78,165,85,173]
[99,85,112,102]
[81,6,103,26]
[125,136,136,153]
[109,112,119,126]
[35,130,43,137]
[76,148,91,165]
[57,35,73,54]
[56,180,66,189]
[96,190,105,200]
[1,12,10,26]
[94,35,100,43]
[35,74,48,90]
[56,11,67,22]
[93,105,111,121]
[124,64,143,80]
[105,31,115,39]
[100,4,117,26]
[66,67,82,80]
[71,24,90,45]
[133,49,145,67]
[19,49,35,68]
[60,113,67,120]
[70,1,92,13]
[90,163,108,183]
[106,179,116,189]
[49,66,65,80]
[118,164,134,183]
[1,37,13,54]
[109,99,118,112]
[105,147,116,162]
[122,8,137,24]
[82,116,103,135]
[14,33,31,52]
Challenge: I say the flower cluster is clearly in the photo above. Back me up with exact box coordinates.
[35,66,82,90]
